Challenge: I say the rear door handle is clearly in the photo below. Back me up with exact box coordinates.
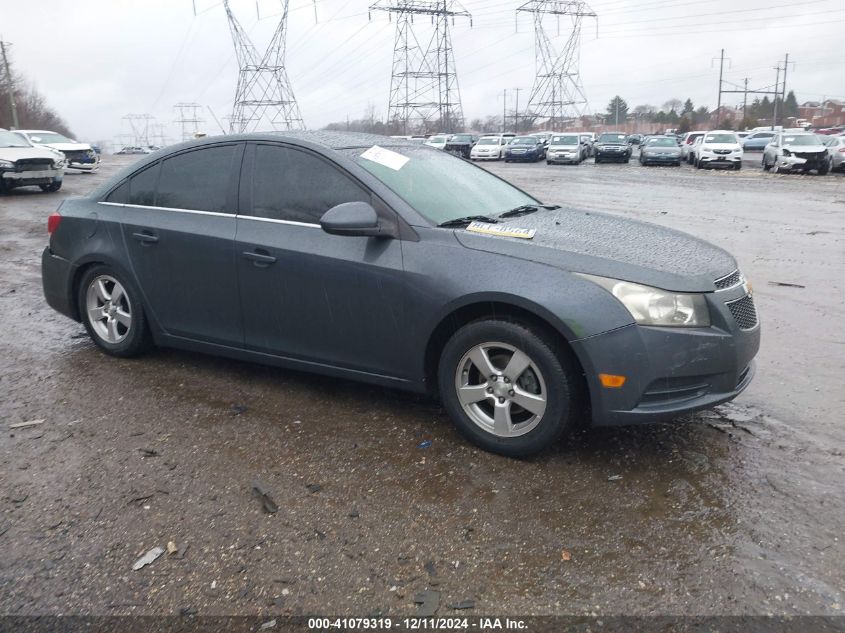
[242,250,277,267]
[132,231,159,245]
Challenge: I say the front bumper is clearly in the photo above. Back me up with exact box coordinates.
[642,153,681,164]
[595,147,629,161]
[505,152,540,161]
[571,285,760,426]
[699,153,742,167]
[548,151,579,164]
[42,247,78,321]
[775,154,827,171]
[1,167,63,186]
[470,151,500,160]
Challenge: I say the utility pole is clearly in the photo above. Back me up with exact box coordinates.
[742,77,749,123]
[716,48,725,117]
[772,64,781,130]
[502,88,507,132]
[0,40,20,129]
[514,87,523,133]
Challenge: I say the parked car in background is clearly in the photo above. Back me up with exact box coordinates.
[579,133,595,156]
[693,131,743,170]
[115,146,152,155]
[425,135,451,150]
[530,132,553,148]
[546,134,584,165]
[444,133,477,159]
[13,130,100,172]
[41,131,759,458]
[763,132,829,175]
[626,134,643,146]
[742,131,776,151]
[504,136,546,162]
[639,136,682,166]
[470,136,508,161]
[0,129,65,193]
[680,131,705,163]
[735,132,749,141]
[823,135,845,172]
[594,133,631,163]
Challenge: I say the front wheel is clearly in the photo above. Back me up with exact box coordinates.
[40,181,62,192]
[818,164,829,176]
[438,319,580,458]
[78,265,152,357]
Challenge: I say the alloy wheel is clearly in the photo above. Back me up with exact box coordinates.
[85,275,132,344]
[454,342,547,438]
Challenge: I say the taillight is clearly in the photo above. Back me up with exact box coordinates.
[838,148,845,153]
[47,213,62,235]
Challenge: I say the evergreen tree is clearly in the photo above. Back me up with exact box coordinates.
[682,98,694,115]
[606,96,629,124]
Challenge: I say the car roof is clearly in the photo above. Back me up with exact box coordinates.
[15,129,54,134]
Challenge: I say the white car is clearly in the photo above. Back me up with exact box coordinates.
[12,129,100,172]
[424,135,450,150]
[762,132,830,175]
[679,131,705,163]
[0,128,65,193]
[470,136,508,161]
[546,133,583,165]
[692,130,743,170]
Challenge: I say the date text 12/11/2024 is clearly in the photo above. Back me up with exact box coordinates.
[306,617,529,630]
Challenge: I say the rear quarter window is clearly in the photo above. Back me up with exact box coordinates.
[156,145,238,213]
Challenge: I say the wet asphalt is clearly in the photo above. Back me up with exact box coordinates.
[0,151,843,617]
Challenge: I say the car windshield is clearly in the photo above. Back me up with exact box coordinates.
[428,137,448,144]
[751,133,774,139]
[646,138,677,147]
[704,133,737,144]
[477,138,499,145]
[27,132,74,144]
[598,134,626,143]
[0,131,32,147]
[511,137,536,145]
[551,135,579,145]
[451,135,473,142]
[782,135,821,145]
[344,145,538,225]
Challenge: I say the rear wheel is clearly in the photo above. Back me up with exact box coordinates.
[40,181,62,192]
[438,319,580,458]
[78,265,152,357]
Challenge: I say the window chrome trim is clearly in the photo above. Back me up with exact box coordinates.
[98,201,321,228]
[713,269,745,292]
[236,215,320,229]
[98,201,233,218]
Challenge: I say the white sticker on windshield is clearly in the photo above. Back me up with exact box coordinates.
[360,145,409,171]
[466,221,536,240]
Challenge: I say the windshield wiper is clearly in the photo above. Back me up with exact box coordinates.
[498,204,561,219]
[438,215,500,228]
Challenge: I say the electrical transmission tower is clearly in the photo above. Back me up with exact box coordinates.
[370,0,471,135]
[123,114,156,147]
[223,0,304,133]
[517,0,596,128]
[174,102,205,142]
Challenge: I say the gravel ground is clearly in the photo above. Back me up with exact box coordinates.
[0,150,843,618]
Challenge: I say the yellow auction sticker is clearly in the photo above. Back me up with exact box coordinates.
[466,221,536,239]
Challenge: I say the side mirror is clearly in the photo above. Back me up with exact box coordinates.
[320,201,382,237]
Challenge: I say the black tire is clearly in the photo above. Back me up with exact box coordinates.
[734,163,742,171]
[762,156,771,171]
[437,319,581,458]
[39,181,62,192]
[77,264,152,358]
[595,157,601,164]
[695,158,704,169]
[818,164,829,176]
[546,160,552,165]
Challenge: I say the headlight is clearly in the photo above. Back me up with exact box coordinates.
[782,149,791,157]
[576,274,710,327]
[0,159,14,168]
[52,158,65,168]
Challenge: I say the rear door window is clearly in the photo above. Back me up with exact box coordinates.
[249,144,370,224]
[128,163,159,207]
[156,145,238,213]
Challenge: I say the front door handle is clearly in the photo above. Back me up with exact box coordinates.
[132,231,159,245]
[242,250,277,267]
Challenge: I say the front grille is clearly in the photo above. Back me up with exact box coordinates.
[63,150,88,161]
[794,151,825,160]
[15,159,53,172]
[726,294,758,330]
[714,149,731,155]
[714,269,743,290]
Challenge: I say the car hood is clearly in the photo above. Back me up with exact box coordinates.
[454,208,737,292]
[701,143,741,151]
[0,146,61,161]
[37,142,92,151]
[643,145,680,152]
[548,144,579,150]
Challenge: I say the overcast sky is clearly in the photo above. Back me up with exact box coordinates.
[3,0,843,143]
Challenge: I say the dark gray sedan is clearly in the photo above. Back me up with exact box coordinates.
[42,132,760,457]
